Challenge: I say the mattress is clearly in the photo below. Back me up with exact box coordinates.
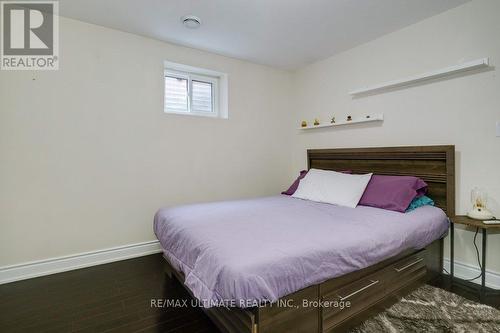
[154,195,448,308]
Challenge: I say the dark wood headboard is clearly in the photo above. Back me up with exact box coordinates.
[307,145,455,216]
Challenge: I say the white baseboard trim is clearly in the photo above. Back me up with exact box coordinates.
[443,258,500,289]
[3,244,499,290]
[0,240,162,285]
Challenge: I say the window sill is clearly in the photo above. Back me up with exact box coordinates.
[163,110,226,119]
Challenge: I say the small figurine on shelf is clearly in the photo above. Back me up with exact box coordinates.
[330,116,336,124]
[314,118,320,126]
[346,115,352,121]
[301,120,307,128]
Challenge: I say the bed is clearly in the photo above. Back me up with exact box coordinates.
[155,145,455,333]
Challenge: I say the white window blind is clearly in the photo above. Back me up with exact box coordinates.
[191,80,213,113]
[164,76,188,112]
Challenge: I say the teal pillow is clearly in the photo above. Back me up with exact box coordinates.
[406,195,434,212]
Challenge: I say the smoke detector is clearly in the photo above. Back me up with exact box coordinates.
[181,15,201,29]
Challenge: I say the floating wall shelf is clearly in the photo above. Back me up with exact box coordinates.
[349,58,490,96]
[298,114,383,130]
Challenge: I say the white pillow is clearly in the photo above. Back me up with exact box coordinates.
[292,168,372,208]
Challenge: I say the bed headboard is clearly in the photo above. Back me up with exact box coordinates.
[307,145,455,216]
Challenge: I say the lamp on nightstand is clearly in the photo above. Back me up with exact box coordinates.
[467,187,494,220]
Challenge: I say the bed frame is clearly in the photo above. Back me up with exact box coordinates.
[163,145,455,333]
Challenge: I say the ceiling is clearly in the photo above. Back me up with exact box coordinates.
[58,0,469,70]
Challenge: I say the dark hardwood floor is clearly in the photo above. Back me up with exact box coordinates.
[0,254,219,333]
[428,275,500,309]
[1,254,498,333]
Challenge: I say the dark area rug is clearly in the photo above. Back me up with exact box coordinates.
[350,285,500,332]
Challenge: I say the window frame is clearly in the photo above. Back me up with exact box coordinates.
[164,68,220,118]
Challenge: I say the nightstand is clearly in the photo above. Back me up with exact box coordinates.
[449,215,500,300]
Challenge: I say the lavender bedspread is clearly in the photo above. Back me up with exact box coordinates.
[154,196,448,308]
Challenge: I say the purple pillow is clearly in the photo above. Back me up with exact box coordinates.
[282,170,308,195]
[282,170,352,196]
[358,175,428,212]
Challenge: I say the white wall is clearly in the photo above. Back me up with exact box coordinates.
[292,0,500,272]
[0,17,293,266]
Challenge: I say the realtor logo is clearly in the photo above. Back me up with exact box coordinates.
[1,1,58,70]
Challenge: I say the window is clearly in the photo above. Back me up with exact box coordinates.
[164,61,228,118]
